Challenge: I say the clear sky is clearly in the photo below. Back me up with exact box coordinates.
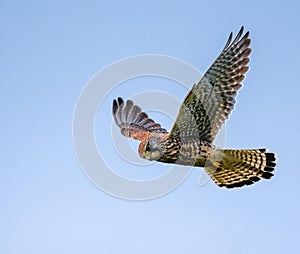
[1,0,300,253]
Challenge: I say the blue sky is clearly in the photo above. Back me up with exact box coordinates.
[1,0,300,253]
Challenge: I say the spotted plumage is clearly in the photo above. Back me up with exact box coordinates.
[112,27,277,189]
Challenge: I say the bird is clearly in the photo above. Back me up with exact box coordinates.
[112,26,277,189]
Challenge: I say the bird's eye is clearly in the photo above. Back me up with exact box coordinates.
[145,142,151,152]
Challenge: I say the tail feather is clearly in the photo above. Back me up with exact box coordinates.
[205,148,277,188]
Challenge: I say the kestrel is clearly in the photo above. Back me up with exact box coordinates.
[112,27,277,188]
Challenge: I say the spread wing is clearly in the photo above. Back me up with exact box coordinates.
[169,26,251,143]
[112,97,168,141]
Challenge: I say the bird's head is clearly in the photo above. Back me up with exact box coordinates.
[138,134,167,161]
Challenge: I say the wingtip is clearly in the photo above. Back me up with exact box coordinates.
[117,97,124,106]
[223,26,250,50]
[223,32,233,50]
[239,26,244,34]
[112,99,118,115]
[232,26,245,44]
[112,97,126,119]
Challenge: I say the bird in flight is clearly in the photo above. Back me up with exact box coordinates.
[112,27,277,189]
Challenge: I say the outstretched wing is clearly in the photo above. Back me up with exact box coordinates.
[170,26,251,143]
[112,97,168,141]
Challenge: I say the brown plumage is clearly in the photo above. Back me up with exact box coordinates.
[112,27,277,189]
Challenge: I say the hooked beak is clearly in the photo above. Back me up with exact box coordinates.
[140,150,151,160]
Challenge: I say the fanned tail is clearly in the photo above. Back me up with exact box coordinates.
[205,148,277,188]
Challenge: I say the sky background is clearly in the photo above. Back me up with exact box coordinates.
[1,0,300,253]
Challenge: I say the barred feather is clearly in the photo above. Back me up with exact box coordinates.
[112,97,168,141]
[205,149,276,188]
[170,26,251,143]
